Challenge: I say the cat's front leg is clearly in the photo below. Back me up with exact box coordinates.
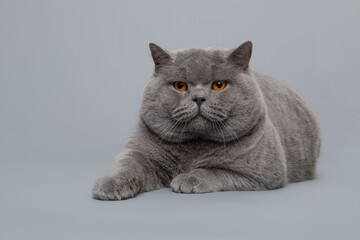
[92,151,162,200]
[170,167,285,194]
[170,168,219,193]
[92,175,140,200]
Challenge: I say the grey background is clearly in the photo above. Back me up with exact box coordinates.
[1,0,359,239]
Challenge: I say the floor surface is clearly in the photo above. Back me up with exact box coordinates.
[1,145,359,240]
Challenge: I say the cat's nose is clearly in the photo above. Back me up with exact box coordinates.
[192,97,206,106]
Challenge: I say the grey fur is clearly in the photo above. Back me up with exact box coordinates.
[92,41,321,200]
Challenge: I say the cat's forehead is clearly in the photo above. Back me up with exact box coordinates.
[172,47,228,66]
[170,48,229,84]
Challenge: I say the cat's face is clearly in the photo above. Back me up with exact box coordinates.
[140,41,264,143]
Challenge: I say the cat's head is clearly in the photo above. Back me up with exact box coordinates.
[140,41,264,143]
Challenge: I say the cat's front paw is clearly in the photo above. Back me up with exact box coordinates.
[92,176,138,200]
[170,172,215,194]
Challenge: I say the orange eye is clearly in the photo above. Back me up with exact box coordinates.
[212,80,226,91]
[174,81,187,91]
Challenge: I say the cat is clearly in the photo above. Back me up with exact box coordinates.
[92,41,321,200]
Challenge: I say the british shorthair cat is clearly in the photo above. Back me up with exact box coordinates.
[92,41,321,200]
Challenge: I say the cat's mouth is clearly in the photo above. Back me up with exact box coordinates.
[172,105,227,133]
[187,114,209,132]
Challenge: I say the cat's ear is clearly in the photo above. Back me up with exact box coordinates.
[228,41,253,70]
[149,43,172,70]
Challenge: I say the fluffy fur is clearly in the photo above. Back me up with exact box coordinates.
[92,41,321,200]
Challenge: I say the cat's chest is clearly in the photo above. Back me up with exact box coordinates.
[162,140,230,168]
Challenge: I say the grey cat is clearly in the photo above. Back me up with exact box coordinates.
[92,41,321,200]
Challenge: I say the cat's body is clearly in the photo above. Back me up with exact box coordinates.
[92,42,320,200]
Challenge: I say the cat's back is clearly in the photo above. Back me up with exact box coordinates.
[253,72,321,182]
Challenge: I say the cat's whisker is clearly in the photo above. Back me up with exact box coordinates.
[211,119,227,158]
[218,120,239,144]
[208,104,243,145]
[153,119,182,145]
[169,120,186,143]
[179,120,188,143]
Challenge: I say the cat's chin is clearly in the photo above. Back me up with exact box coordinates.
[187,115,209,133]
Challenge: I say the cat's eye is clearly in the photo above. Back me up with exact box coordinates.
[174,81,187,91]
[212,80,226,91]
